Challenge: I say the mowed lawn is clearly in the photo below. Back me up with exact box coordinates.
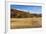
[10,17,42,29]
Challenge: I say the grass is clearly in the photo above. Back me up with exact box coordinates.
[10,17,42,29]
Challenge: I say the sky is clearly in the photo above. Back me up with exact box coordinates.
[11,5,42,14]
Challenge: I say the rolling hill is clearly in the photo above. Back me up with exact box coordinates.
[11,9,41,18]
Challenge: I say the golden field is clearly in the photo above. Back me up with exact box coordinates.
[10,17,42,29]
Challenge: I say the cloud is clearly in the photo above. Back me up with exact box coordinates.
[13,8,41,14]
